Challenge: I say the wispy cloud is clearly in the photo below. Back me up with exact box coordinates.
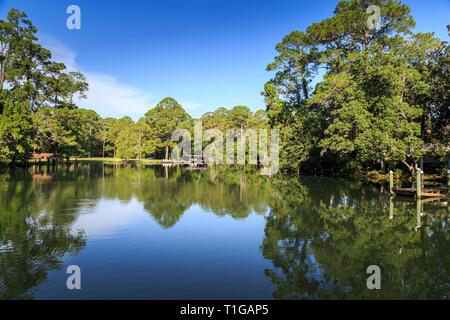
[78,73,153,119]
[41,35,154,120]
[181,101,204,111]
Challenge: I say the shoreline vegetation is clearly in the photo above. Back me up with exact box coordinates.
[30,158,165,164]
[0,1,449,181]
[3,158,407,184]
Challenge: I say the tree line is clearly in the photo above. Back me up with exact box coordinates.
[0,9,266,165]
[1,1,450,176]
[32,98,267,162]
[0,9,89,165]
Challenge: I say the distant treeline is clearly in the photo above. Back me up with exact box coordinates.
[32,99,268,162]
[1,1,449,176]
[0,9,266,164]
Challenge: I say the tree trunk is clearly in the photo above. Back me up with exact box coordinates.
[380,159,386,172]
[138,134,142,160]
[364,31,369,51]
[302,76,309,100]
[401,160,418,178]
[0,72,4,91]
[88,126,92,158]
[165,146,169,160]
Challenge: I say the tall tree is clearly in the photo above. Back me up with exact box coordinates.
[134,119,158,159]
[144,97,191,160]
[0,8,89,165]
[0,91,33,165]
[263,0,449,175]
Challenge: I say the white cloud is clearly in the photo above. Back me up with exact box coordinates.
[181,101,204,111]
[77,73,153,119]
[40,35,154,120]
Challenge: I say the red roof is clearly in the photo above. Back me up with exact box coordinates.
[31,153,55,159]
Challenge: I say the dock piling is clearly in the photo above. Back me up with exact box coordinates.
[416,199,423,230]
[389,171,394,195]
[416,170,422,199]
[389,196,394,219]
[447,169,450,190]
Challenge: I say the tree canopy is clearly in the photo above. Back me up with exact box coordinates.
[1,2,449,177]
[263,0,450,175]
[144,97,191,160]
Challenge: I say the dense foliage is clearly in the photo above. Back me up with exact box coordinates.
[1,1,449,176]
[0,9,266,164]
[263,0,449,174]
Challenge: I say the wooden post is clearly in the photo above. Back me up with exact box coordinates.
[416,170,422,199]
[389,171,394,195]
[447,158,450,201]
[447,169,450,212]
[389,196,394,220]
[447,168,450,190]
[416,199,422,230]
[421,169,424,189]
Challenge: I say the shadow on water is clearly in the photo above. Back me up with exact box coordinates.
[0,163,448,299]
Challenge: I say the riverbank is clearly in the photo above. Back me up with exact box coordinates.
[3,159,448,188]
[71,157,164,164]
[23,157,165,165]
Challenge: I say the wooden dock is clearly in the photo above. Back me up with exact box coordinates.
[164,155,209,167]
[394,187,447,198]
[390,170,449,199]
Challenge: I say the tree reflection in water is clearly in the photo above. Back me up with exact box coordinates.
[0,169,86,299]
[263,176,449,299]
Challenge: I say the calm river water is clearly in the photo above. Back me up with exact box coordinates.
[0,163,448,299]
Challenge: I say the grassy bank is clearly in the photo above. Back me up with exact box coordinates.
[71,158,164,164]
[25,157,165,165]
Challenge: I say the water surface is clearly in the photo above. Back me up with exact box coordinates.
[0,163,448,299]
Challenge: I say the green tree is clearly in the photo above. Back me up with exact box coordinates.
[110,116,134,158]
[134,119,158,159]
[228,105,252,130]
[75,108,101,157]
[0,8,89,165]
[115,124,136,160]
[264,0,449,175]
[144,97,191,160]
[0,91,33,165]
[32,107,80,161]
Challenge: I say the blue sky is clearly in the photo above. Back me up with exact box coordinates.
[1,0,449,119]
